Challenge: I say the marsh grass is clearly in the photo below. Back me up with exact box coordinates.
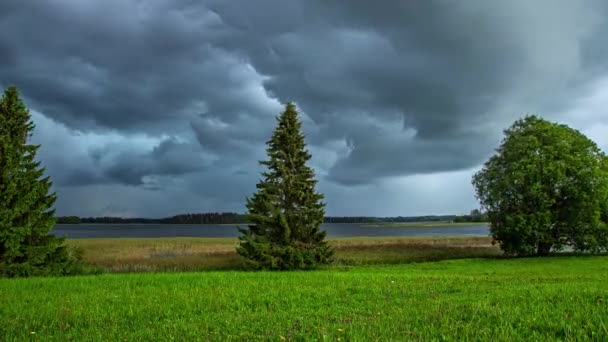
[67,236,501,272]
[68,238,240,272]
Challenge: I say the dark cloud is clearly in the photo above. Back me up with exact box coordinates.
[2,0,608,215]
[0,0,272,133]
[102,138,207,186]
[208,0,607,183]
[31,112,208,189]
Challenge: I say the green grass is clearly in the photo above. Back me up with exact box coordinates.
[362,221,488,228]
[67,236,500,272]
[1,256,607,340]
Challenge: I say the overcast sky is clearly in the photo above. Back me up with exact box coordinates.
[1,1,608,217]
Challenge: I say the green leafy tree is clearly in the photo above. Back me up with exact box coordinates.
[237,102,333,269]
[473,115,608,256]
[0,86,79,276]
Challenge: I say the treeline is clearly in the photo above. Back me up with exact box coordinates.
[56,212,248,224]
[324,215,457,223]
[452,209,488,223]
[57,213,487,224]
[160,213,247,224]
[325,213,488,223]
[56,216,81,224]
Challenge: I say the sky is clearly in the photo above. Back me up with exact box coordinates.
[1,1,608,218]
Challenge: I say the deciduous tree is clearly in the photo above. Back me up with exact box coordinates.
[473,115,608,255]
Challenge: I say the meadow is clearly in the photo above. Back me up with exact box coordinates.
[67,236,500,272]
[1,256,607,340]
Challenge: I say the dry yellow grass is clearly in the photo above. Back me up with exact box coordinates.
[68,238,239,272]
[330,236,493,248]
[67,236,500,272]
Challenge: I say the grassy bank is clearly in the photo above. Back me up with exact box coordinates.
[1,256,607,340]
[362,221,488,228]
[68,236,500,272]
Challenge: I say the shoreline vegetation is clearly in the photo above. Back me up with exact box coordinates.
[55,221,489,228]
[67,236,500,273]
[56,213,487,225]
[361,221,489,228]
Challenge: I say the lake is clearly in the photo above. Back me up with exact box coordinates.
[52,223,490,239]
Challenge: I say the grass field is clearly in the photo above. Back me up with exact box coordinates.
[67,236,500,272]
[1,256,607,340]
[362,221,488,228]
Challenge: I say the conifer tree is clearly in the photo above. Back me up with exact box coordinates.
[237,102,333,269]
[0,86,77,276]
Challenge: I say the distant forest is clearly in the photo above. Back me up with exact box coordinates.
[56,211,487,224]
[57,213,247,225]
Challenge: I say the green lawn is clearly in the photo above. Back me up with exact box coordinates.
[1,256,607,340]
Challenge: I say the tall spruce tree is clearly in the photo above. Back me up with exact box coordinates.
[0,86,77,276]
[237,102,332,269]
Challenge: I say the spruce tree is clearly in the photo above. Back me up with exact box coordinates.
[0,86,77,276]
[237,102,333,269]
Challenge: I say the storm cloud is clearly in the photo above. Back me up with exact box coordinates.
[1,0,607,216]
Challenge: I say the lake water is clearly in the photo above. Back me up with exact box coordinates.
[52,223,490,239]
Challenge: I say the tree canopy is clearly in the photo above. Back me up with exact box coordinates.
[0,86,79,276]
[237,103,332,269]
[472,115,608,255]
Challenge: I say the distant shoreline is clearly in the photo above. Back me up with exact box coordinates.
[54,223,249,226]
[55,222,488,227]
[362,221,488,228]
